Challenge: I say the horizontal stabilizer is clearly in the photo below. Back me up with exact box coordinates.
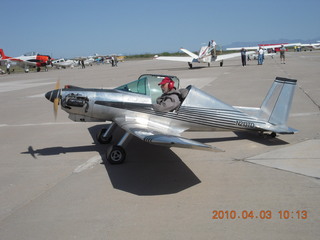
[255,123,298,134]
[180,48,199,59]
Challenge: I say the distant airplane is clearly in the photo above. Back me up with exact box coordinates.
[52,58,77,69]
[226,43,301,59]
[154,40,254,68]
[226,43,301,51]
[72,56,95,66]
[299,41,320,50]
[0,49,52,73]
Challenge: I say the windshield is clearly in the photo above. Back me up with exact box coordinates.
[116,76,148,95]
[23,51,37,56]
[115,74,180,103]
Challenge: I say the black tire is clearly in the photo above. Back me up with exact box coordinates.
[97,128,112,144]
[107,146,126,164]
[270,132,277,138]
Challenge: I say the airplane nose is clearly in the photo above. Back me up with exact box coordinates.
[45,89,59,103]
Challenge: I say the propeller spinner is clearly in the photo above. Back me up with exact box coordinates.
[45,80,61,119]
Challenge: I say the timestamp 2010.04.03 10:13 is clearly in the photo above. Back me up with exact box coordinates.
[212,210,308,220]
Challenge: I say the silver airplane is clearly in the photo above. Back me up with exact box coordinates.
[45,74,297,164]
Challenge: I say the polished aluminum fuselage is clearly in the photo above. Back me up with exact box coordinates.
[60,85,269,136]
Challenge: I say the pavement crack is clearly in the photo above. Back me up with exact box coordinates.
[298,85,320,111]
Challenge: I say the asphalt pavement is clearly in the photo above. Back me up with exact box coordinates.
[0,51,319,240]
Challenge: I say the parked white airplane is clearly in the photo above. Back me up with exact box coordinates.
[72,56,95,66]
[227,43,300,51]
[226,43,300,59]
[52,58,76,68]
[155,40,254,68]
[299,41,320,50]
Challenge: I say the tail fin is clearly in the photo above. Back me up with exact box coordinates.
[0,49,5,59]
[259,77,297,133]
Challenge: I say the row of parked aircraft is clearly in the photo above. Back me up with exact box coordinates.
[1,40,319,73]
[0,49,124,73]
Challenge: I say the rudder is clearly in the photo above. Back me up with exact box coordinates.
[259,77,297,126]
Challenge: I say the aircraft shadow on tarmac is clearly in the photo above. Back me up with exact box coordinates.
[88,125,201,196]
[21,124,202,196]
[21,124,289,196]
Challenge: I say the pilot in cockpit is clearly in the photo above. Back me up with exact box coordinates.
[152,77,182,112]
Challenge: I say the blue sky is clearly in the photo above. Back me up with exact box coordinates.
[1,0,319,58]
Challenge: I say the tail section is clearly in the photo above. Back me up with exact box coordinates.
[179,40,217,63]
[198,40,216,59]
[0,49,5,59]
[258,77,297,133]
[0,49,9,59]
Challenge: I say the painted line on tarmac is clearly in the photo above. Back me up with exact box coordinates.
[0,80,56,93]
[73,155,102,173]
[291,112,319,117]
[0,122,77,128]
[27,93,45,98]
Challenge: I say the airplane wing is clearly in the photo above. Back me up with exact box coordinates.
[227,43,301,51]
[215,51,255,61]
[0,58,37,68]
[154,56,196,63]
[114,120,223,152]
[20,60,38,67]
[226,46,259,51]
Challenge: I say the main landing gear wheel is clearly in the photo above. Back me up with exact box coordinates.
[96,128,112,144]
[107,146,126,164]
[270,132,277,138]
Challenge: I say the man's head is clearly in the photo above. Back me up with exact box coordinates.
[158,77,174,93]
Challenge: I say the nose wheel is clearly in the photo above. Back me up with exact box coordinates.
[96,128,112,144]
[96,123,131,164]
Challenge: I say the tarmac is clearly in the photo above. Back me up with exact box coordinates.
[0,51,319,239]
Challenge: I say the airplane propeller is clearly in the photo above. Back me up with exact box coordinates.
[45,79,61,120]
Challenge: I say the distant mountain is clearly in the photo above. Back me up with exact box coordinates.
[223,37,320,49]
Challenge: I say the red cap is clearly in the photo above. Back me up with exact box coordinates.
[158,77,172,85]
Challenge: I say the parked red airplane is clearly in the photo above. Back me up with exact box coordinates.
[0,49,52,73]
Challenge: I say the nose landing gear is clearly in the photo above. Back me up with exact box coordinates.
[96,123,132,164]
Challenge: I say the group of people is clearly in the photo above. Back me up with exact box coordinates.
[240,45,286,66]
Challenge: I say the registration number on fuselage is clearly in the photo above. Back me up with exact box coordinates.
[235,120,255,128]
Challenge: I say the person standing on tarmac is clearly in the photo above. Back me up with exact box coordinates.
[6,62,11,74]
[240,48,247,66]
[258,47,264,65]
[280,45,286,64]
